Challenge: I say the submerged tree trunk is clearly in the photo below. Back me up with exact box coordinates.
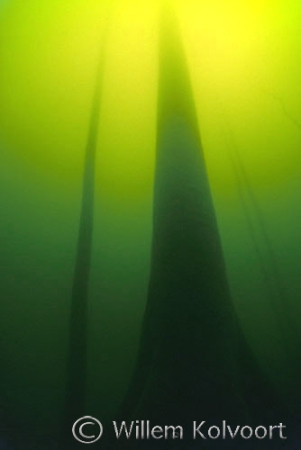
[116,8,284,449]
[60,60,103,448]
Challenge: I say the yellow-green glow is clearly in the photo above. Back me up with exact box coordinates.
[0,0,300,425]
[0,0,299,201]
[95,0,158,203]
[176,0,300,194]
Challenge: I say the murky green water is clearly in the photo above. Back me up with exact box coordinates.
[0,1,300,448]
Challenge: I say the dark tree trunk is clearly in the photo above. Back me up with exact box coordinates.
[60,60,103,449]
[116,8,285,449]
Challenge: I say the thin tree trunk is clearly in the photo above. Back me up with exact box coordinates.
[60,58,103,448]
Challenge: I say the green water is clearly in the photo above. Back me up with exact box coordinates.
[0,1,300,448]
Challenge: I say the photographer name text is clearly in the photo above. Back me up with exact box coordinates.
[72,417,287,444]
